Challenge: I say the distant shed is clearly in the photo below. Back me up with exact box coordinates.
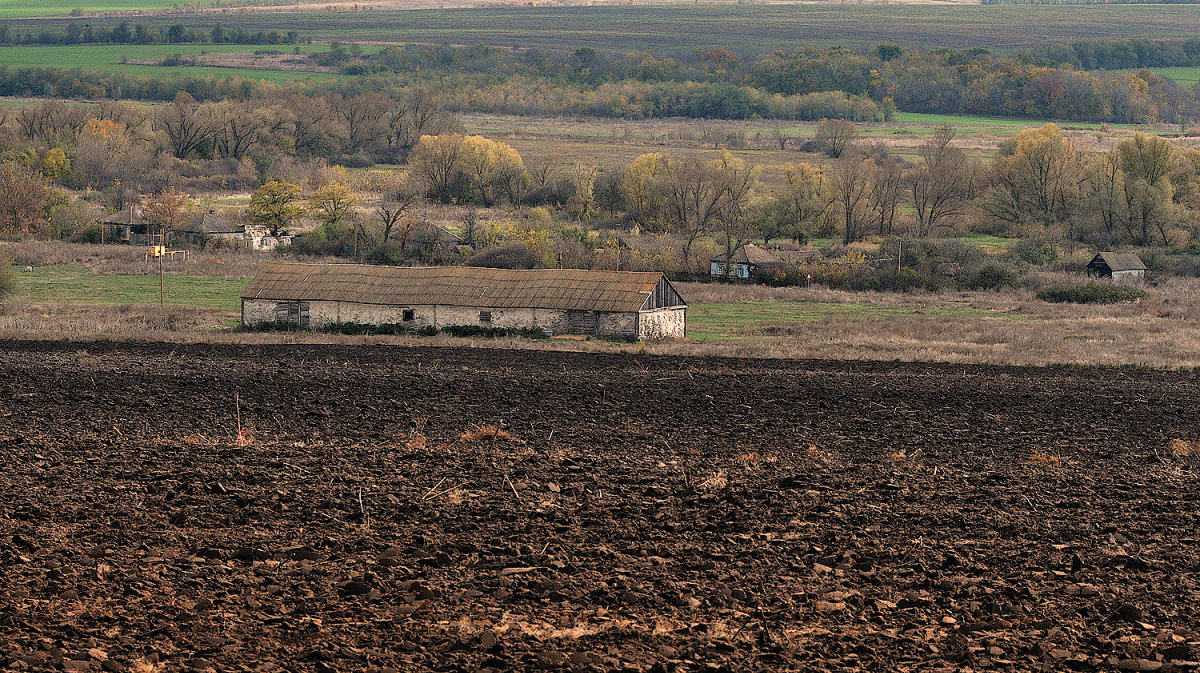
[240,264,687,339]
[100,208,149,245]
[1087,252,1146,285]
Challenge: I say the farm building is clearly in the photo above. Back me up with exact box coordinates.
[241,264,688,339]
[710,244,820,279]
[174,211,245,245]
[1087,252,1146,284]
[174,211,294,251]
[99,208,151,246]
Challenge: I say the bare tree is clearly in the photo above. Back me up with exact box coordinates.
[280,94,343,157]
[142,189,192,245]
[213,101,275,160]
[158,93,216,159]
[526,157,560,193]
[375,177,421,246]
[910,124,969,236]
[829,150,874,245]
[815,119,859,159]
[383,88,453,160]
[661,153,756,271]
[767,123,792,150]
[870,154,904,237]
[16,102,88,143]
[333,92,388,154]
[460,206,481,249]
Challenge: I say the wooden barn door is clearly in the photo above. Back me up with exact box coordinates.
[566,311,599,335]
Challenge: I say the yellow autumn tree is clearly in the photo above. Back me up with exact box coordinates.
[759,162,831,244]
[409,134,525,206]
[621,152,672,225]
[981,124,1085,234]
[460,135,524,207]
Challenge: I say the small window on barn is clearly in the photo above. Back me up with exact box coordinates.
[402,309,414,322]
[479,310,492,323]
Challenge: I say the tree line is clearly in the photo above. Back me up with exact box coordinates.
[2,91,1200,280]
[2,39,1200,124]
[0,21,303,46]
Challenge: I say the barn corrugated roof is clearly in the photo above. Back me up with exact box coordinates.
[241,264,680,313]
[711,244,782,266]
[1094,252,1146,272]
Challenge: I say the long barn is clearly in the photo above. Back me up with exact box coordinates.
[241,264,687,339]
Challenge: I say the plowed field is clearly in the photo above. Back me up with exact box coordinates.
[2,340,1199,672]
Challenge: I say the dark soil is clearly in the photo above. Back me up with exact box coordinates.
[2,340,1200,673]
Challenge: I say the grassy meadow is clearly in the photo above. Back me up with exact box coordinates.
[0,43,342,82]
[0,0,183,19]
[15,264,246,311]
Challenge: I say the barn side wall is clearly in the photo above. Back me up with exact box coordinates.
[243,299,660,339]
[242,298,280,326]
[1111,269,1145,285]
[638,307,686,340]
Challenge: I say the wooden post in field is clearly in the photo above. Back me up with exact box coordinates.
[158,229,164,308]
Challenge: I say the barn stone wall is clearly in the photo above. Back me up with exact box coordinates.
[638,307,686,339]
[242,299,281,326]
[243,299,682,340]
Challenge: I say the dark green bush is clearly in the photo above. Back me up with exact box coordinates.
[1008,237,1061,266]
[438,324,549,339]
[961,262,1021,290]
[1036,283,1147,304]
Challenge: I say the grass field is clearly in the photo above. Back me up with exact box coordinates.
[0,44,342,82]
[687,299,1022,341]
[7,5,1200,56]
[15,264,246,312]
[0,0,183,19]
[1148,66,1200,89]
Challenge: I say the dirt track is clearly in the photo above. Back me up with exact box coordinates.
[2,340,1200,672]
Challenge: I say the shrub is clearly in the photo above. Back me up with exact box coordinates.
[70,225,104,244]
[0,249,14,299]
[320,322,437,336]
[961,262,1020,290]
[438,324,549,340]
[364,243,406,266]
[1036,283,1147,304]
[279,232,346,258]
[1009,237,1062,267]
[467,242,540,269]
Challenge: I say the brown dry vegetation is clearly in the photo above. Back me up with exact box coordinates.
[7,274,1200,368]
[0,240,267,279]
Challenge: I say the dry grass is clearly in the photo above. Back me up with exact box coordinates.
[459,425,516,443]
[697,469,728,490]
[1030,450,1063,467]
[737,451,778,466]
[0,301,234,334]
[7,263,1200,370]
[1168,438,1198,457]
[1,240,269,280]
